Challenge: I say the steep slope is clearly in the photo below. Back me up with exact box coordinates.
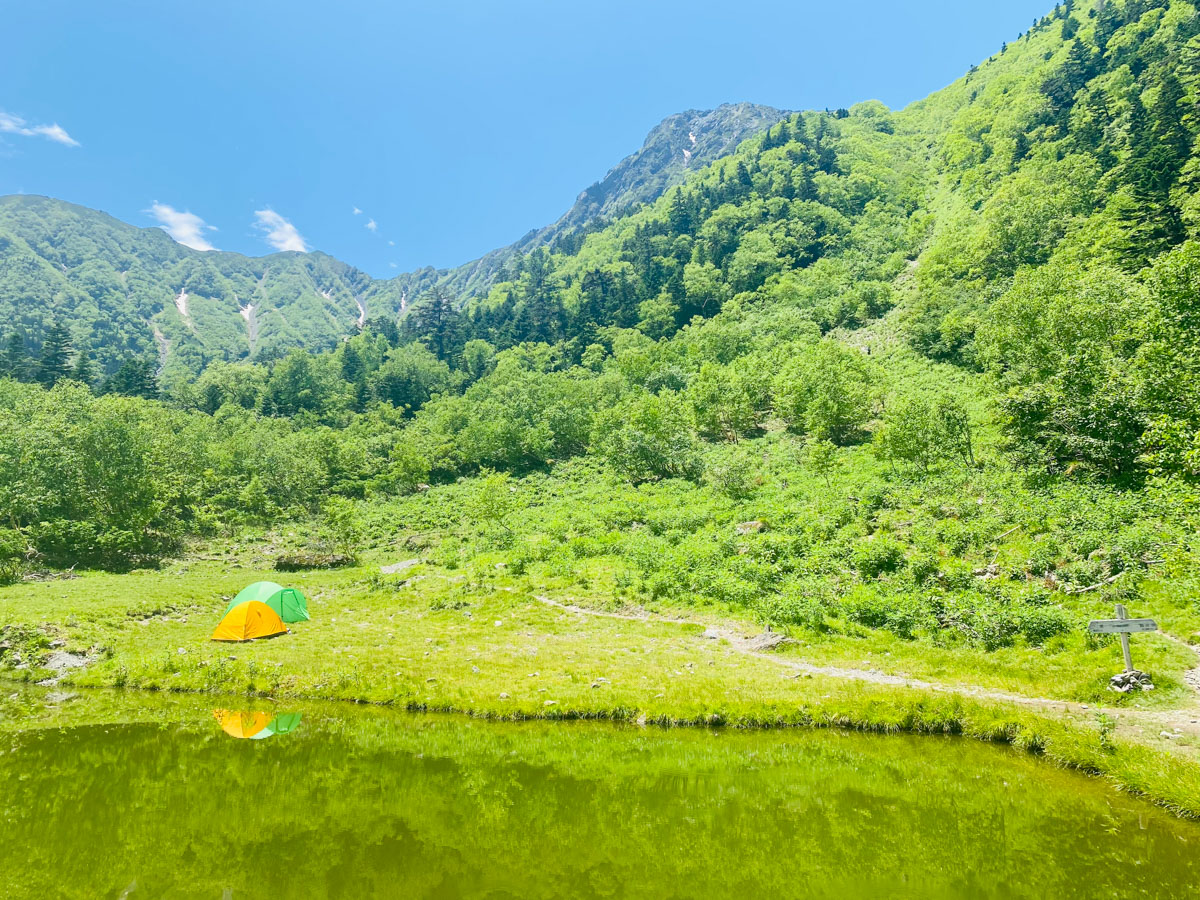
[438,103,791,295]
[402,0,1200,482]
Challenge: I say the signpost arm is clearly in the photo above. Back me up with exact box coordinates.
[1115,604,1134,672]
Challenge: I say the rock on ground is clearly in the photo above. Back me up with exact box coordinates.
[743,631,790,652]
[44,651,90,672]
[1109,669,1155,693]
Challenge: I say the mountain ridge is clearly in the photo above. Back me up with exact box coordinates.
[0,102,790,375]
[433,102,792,295]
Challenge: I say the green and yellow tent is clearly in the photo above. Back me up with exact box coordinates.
[211,600,288,642]
[225,581,310,624]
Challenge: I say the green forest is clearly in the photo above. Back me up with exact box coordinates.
[4,0,1200,697]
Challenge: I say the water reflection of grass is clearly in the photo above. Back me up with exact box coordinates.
[2,694,1200,899]
[3,559,1200,819]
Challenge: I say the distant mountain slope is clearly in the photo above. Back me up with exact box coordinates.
[0,105,787,375]
[0,195,407,376]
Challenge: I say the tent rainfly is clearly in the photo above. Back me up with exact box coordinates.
[211,600,288,642]
[224,581,310,624]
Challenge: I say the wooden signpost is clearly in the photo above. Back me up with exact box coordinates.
[1088,603,1158,673]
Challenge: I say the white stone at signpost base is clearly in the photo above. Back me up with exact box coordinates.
[1088,604,1159,690]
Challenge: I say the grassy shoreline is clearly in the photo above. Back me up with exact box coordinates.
[5,552,1200,821]
[7,667,1200,821]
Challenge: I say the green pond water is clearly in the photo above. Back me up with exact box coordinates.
[1,689,1199,899]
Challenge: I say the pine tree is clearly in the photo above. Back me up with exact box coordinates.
[667,191,692,234]
[365,316,400,347]
[103,357,159,400]
[1,331,34,382]
[1012,131,1031,167]
[1042,39,1095,122]
[779,168,796,200]
[341,341,364,382]
[818,144,839,175]
[37,323,72,387]
[1095,4,1123,49]
[352,376,371,413]
[1119,94,1186,262]
[71,347,99,389]
[1152,71,1189,167]
[734,160,753,190]
[1072,88,1114,166]
[413,288,456,360]
[790,113,808,144]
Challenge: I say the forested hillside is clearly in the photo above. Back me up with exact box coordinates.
[0,195,402,379]
[0,106,786,380]
[4,0,1200,675]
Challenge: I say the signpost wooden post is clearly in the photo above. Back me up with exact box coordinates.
[1087,603,1158,673]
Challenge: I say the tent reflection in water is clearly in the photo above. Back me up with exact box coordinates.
[210,599,288,642]
[224,581,310,624]
[213,709,303,740]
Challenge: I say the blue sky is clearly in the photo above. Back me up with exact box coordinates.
[1,0,1053,277]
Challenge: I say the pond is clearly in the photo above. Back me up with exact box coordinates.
[1,688,1198,899]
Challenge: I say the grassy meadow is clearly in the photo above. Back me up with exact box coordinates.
[6,413,1200,817]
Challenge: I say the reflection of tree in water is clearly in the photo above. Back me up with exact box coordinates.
[1,708,1199,898]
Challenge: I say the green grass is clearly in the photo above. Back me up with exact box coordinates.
[5,416,1200,817]
[5,540,1200,819]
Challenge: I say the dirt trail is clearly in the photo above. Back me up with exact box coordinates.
[531,595,1200,744]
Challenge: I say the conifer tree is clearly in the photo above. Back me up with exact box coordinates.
[365,316,400,347]
[341,341,364,382]
[1152,71,1189,167]
[1,331,34,382]
[37,323,72,387]
[103,357,159,399]
[667,191,692,234]
[71,348,99,389]
[414,288,457,360]
[1119,94,1186,261]
[734,160,753,190]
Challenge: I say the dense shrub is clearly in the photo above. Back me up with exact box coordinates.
[853,537,907,579]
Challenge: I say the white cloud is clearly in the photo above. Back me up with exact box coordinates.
[0,111,79,146]
[389,262,398,268]
[148,202,217,251]
[365,218,378,232]
[253,208,309,252]
[388,240,395,246]
[352,207,363,215]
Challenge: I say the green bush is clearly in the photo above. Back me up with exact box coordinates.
[839,587,930,640]
[1026,537,1060,576]
[907,553,940,586]
[757,588,828,630]
[593,391,703,485]
[853,537,907,579]
[0,527,23,585]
